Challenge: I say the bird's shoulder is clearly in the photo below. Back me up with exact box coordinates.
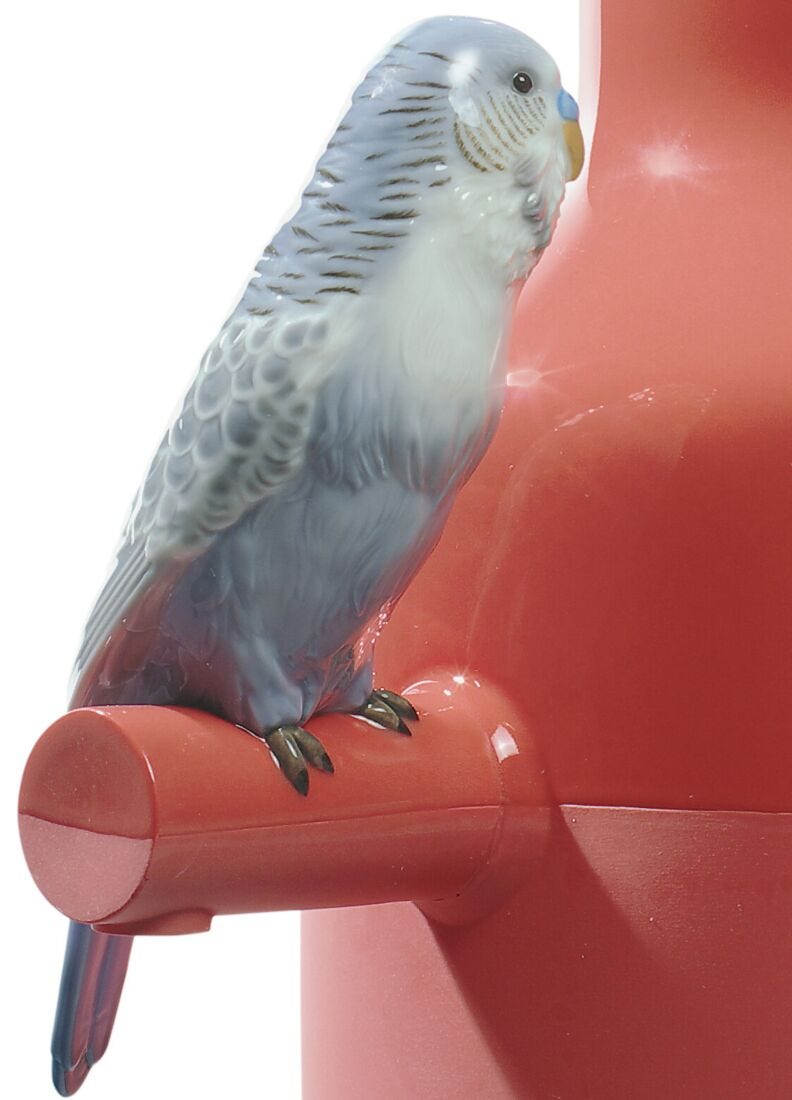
[134,304,348,565]
[70,304,352,701]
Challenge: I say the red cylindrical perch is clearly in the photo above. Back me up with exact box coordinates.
[19,674,550,934]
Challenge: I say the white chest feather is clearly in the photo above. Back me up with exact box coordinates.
[373,186,521,405]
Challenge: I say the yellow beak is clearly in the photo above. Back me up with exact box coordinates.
[563,119,585,182]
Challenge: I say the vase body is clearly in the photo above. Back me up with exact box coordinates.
[302,2,792,1096]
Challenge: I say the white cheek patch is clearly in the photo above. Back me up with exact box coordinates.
[448,48,482,128]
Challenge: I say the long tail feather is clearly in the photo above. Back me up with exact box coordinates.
[51,922,133,1096]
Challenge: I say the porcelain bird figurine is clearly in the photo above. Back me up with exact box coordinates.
[52,16,583,1094]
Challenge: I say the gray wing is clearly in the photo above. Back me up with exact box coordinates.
[70,307,336,702]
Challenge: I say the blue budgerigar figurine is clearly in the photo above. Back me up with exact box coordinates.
[51,16,583,1094]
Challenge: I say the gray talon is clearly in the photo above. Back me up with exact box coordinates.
[357,693,413,735]
[372,688,419,722]
[292,726,335,773]
[263,723,334,794]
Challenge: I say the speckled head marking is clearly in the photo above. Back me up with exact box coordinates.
[241,17,579,315]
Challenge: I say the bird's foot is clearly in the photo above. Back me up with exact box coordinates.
[256,690,416,795]
[259,724,334,796]
[356,688,419,735]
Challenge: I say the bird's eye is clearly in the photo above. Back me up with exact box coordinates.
[512,71,534,95]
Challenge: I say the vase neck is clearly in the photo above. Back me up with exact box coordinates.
[581,0,792,166]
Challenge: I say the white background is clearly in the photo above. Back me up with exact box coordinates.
[2,3,579,1097]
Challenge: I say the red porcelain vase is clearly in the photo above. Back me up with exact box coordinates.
[301,2,792,1097]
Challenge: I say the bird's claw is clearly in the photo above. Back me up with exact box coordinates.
[356,688,419,734]
[261,724,334,796]
[372,688,419,721]
[259,690,416,794]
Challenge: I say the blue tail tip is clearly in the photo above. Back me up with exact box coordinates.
[52,1056,88,1097]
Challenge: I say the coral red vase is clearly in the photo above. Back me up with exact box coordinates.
[302,2,792,1096]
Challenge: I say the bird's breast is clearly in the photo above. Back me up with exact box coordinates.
[333,219,515,498]
[371,208,514,408]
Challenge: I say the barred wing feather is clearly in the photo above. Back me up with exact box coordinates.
[70,309,334,703]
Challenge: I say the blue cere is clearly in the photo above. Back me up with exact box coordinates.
[557,88,580,121]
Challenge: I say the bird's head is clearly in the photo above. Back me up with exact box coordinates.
[251,18,584,314]
[396,17,584,183]
[306,17,583,283]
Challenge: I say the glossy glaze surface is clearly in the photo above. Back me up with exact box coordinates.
[304,2,792,1096]
[375,1,792,814]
